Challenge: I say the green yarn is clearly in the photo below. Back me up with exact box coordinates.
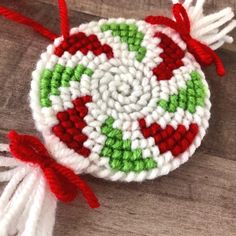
[100,117,157,173]
[157,71,206,113]
[101,23,147,62]
[40,64,94,107]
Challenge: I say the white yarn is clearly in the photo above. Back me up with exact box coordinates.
[35,190,57,236]
[0,143,9,152]
[0,147,57,236]
[173,0,236,49]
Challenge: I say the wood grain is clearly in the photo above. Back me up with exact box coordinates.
[39,0,236,18]
[54,153,236,236]
[39,0,236,51]
[0,1,235,236]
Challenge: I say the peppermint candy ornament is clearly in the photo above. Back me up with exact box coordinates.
[30,2,234,181]
[31,18,211,182]
[0,0,235,235]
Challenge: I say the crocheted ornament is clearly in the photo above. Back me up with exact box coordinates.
[0,0,235,235]
[32,19,211,181]
[30,4,234,182]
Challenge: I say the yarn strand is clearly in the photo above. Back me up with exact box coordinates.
[0,0,71,40]
[58,0,70,39]
[0,6,58,41]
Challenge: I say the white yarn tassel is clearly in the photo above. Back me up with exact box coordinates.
[0,144,57,236]
[173,0,236,50]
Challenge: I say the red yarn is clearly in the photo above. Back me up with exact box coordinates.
[54,32,114,58]
[52,96,92,157]
[0,6,58,41]
[153,32,184,80]
[58,0,70,39]
[145,3,226,76]
[0,0,71,40]
[8,130,99,208]
[138,119,199,157]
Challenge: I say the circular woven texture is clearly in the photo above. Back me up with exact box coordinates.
[30,18,211,182]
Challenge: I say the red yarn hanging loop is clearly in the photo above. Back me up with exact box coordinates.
[8,130,100,208]
[145,3,226,76]
[58,0,70,39]
[0,0,71,41]
[0,6,58,41]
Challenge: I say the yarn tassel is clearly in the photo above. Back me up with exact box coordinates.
[0,146,57,236]
[0,131,99,236]
[146,1,236,76]
[173,0,236,50]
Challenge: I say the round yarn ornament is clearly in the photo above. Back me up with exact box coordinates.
[30,18,212,182]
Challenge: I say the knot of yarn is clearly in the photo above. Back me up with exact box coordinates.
[145,3,225,76]
[7,130,99,207]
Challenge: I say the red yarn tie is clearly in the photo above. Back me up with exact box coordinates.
[0,6,58,41]
[0,0,71,40]
[145,3,226,76]
[58,0,70,39]
[8,131,100,208]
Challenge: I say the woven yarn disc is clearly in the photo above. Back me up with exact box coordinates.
[30,18,211,182]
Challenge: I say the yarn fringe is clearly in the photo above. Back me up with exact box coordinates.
[0,129,99,236]
[173,0,236,50]
[0,144,57,236]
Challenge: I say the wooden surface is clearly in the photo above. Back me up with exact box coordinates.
[38,0,236,51]
[0,1,236,235]
[39,0,236,18]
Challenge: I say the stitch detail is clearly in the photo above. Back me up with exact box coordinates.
[100,117,157,172]
[153,32,185,80]
[40,64,94,107]
[54,32,114,58]
[157,71,206,113]
[52,96,92,157]
[138,118,199,156]
[101,23,147,61]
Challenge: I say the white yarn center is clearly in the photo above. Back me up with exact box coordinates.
[89,59,159,121]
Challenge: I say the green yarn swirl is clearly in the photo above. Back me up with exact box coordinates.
[40,64,93,107]
[101,23,147,62]
[158,71,206,113]
[100,117,157,173]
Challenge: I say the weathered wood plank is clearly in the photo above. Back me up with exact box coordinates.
[53,153,236,236]
[200,50,236,160]
[0,1,235,236]
[38,0,236,51]
[39,0,236,18]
